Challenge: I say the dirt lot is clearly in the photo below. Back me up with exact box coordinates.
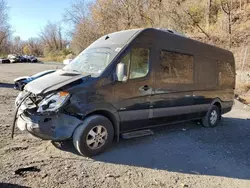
[0,63,250,188]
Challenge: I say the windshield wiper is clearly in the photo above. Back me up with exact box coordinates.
[62,68,81,73]
[71,69,81,73]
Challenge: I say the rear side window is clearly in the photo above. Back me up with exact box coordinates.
[218,61,234,86]
[160,50,194,84]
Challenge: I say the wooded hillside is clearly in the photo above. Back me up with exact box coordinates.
[65,0,250,71]
[64,0,250,98]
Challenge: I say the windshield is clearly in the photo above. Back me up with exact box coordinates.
[63,46,121,77]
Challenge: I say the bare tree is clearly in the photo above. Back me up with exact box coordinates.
[205,0,212,31]
[0,0,11,54]
[11,36,22,54]
[39,22,67,52]
[183,9,211,40]
[221,0,233,48]
[63,0,91,25]
[24,38,43,56]
[71,20,100,53]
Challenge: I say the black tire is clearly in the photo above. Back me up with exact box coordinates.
[73,115,114,157]
[202,105,221,128]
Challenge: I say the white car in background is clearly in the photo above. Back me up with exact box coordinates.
[63,59,73,65]
[7,54,19,63]
[14,70,55,90]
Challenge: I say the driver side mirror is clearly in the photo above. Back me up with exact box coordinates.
[116,62,128,82]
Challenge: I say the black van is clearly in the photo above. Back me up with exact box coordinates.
[13,28,235,156]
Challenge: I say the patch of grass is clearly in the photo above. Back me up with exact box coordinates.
[236,81,250,93]
[38,56,65,63]
[236,79,250,104]
[238,95,250,105]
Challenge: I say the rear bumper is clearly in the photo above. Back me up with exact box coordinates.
[17,112,82,141]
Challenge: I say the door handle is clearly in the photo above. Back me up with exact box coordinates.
[139,85,150,91]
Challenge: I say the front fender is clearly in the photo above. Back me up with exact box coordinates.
[66,100,121,141]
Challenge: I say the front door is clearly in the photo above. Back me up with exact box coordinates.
[113,45,153,132]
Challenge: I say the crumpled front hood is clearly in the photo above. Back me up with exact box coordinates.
[24,70,88,95]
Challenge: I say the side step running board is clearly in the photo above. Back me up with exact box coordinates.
[121,129,154,139]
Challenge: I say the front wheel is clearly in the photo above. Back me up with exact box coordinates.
[202,105,221,127]
[73,115,114,157]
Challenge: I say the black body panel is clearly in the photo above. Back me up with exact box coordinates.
[61,28,235,134]
[18,28,235,140]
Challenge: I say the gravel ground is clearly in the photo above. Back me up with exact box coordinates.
[0,63,250,188]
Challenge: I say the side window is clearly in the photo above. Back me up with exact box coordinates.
[120,48,150,80]
[160,50,194,84]
[218,61,234,86]
[130,48,149,79]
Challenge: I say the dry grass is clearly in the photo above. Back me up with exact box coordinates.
[38,56,65,63]
[236,81,250,93]
[236,70,250,92]
[238,95,250,104]
[235,70,250,104]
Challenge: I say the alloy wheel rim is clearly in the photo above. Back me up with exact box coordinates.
[210,110,218,125]
[86,125,108,150]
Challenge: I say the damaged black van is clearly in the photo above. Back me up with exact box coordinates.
[13,28,235,156]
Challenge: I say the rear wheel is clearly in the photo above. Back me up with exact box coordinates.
[202,105,221,127]
[73,115,114,157]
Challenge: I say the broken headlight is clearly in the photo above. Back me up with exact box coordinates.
[37,91,70,113]
[15,92,24,107]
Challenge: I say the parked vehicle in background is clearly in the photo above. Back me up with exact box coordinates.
[22,55,38,63]
[7,54,19,63]
[14,28,235,157]
[18,55,28,62]
[30,56,38,63]
[14,70,55,91]
[0,57,10,64]
[23,55,30,62]
[7,54,29,63]
[63,58,73,65]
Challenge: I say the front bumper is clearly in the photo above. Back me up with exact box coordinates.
[17,112,82,141]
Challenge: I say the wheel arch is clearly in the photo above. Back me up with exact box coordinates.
[210,98,222,118]
[211,98,222,108]
[86,109,120,141]
[71,110,120,142]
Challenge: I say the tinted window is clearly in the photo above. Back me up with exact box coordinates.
[130,48,149,79]
[218,61,234,86]
[120,48,149,79]
[160,50,194,84]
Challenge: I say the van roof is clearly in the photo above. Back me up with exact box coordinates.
[88,29,142,48]
[88,28,233,59]
[88,28,187,48]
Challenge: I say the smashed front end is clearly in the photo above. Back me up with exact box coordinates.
[14,90,82,140]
